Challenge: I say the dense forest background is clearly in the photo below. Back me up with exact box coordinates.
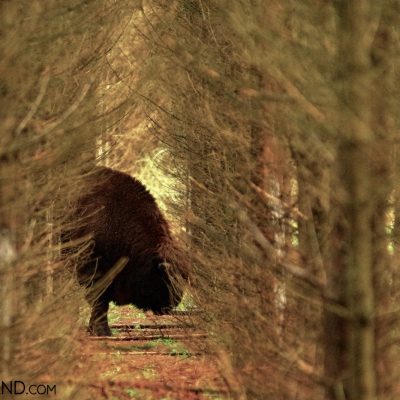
[1,1,400,399]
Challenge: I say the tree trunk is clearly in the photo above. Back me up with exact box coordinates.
[324,1,383,399]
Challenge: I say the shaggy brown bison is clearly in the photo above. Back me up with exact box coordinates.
[65,167,188,336]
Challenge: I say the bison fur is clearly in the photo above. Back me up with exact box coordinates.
[65,167,188,336]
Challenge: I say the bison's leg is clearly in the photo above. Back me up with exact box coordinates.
[88,297,112,336]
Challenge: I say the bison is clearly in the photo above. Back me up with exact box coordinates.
[65,167,188,336]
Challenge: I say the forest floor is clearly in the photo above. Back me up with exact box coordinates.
[75,305,229,400]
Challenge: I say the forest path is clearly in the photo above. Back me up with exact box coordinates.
[76,306,228,400]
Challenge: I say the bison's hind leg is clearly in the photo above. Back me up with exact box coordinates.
[88,297,112,336]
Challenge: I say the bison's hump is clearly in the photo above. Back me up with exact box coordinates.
[75,167,172,255]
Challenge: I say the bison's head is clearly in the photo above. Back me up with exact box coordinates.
[132,253,187,314]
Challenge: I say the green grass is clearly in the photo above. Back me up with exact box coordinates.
[101,366,121,378]
[153,338,190,358]
[103,342,158,352]
[175,292,196,311]
[108,303,148,325]
[130,309,147,319]
[103,339,190,358]
[126,388,140,398]
[141,366,157,379]
[108,302,122,324]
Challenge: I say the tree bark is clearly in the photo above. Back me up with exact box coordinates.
[324,1,383,399]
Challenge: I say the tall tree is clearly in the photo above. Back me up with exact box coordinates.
[323,2,398,399]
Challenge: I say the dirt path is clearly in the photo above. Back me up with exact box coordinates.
[75,306,228,400]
